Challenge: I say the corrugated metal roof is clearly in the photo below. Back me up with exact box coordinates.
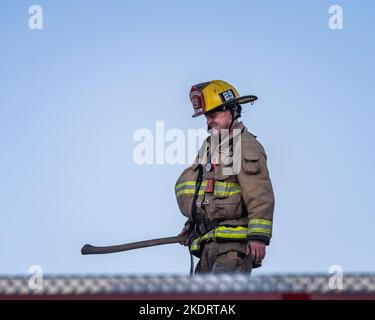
[1,274,374,296]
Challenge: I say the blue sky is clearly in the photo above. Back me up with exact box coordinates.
[1,0,374,276]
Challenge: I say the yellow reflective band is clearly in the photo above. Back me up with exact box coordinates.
[215,226,248,239]
[189,226,248,253]
[190,222,273,253]
[176,189,195,197]
[216,182,241,189]
[249,218,272,226]
[189,231,215,253]
[175,181,207,197]
[247,228,272,236]
[176,181,196,187]
[176,181,241,197]
[190,238,200,252]
[214,182,241,197]
[215,232,247,239]
[200,230,215,241]
[248,218,272,236]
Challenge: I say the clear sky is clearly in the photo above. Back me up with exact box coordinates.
[1,0,374,276]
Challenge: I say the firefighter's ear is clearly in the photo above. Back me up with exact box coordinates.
[242,152,260,175]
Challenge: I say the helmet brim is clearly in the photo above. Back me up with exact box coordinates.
[192,95,258,118]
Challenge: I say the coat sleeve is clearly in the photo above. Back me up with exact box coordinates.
[237,141,275,245]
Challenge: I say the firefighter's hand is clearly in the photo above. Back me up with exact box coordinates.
[178,225,191,246]
[246,241,266,266]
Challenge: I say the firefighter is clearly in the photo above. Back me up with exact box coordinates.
[175,80,275,273]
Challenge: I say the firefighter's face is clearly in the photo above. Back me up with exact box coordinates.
[205,110,233,136]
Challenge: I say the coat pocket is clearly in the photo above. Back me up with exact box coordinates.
[208,193,243,220]
[242,152,260,175]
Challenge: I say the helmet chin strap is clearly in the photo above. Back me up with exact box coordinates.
[229,104,242,132]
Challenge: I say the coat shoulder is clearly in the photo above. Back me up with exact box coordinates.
[241,130,267,157]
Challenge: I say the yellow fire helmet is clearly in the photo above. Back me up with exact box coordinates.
[189,80,257,118]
